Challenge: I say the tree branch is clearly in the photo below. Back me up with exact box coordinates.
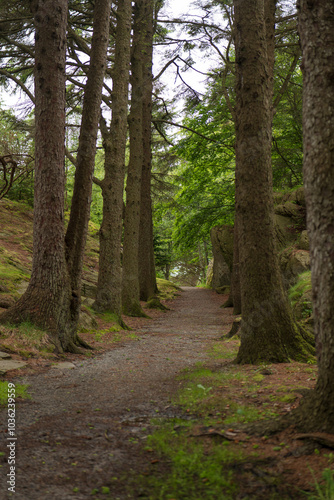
[0,69,35,104]
[153,119,234,150]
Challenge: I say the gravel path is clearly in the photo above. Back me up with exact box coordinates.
[0,287,232,500]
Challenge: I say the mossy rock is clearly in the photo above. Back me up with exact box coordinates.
[215,285,230,295]
[297,230,309,251]
[274,201,302,219]
[79,306,98,329]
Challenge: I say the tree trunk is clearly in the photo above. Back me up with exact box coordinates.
[233,0,314,364]
[291,0,334,432]
[65,0,111,332]
[232,215,241,314]
[138,0,157,301]
[93,0,131,323]
[122,0,147,316]
[0,0,73,352]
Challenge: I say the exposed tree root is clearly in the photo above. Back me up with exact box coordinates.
[146,296,169,311]
[222,316,241,339]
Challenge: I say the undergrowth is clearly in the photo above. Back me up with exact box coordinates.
[138,419,241,499]
[305,468,334,500]
[0,381,30,405]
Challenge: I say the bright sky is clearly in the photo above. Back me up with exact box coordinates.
[1,0,220,116]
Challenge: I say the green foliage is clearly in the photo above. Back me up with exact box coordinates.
[305,468,334,500]
[142,420,240,499]
[0,107,34,205]
[171,82,236,253]
[289,271,312,305]
[0,381,30,405]
[288,271,313,318]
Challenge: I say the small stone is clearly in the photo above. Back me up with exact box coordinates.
[52,362,76,370]
[0,351,12,359]
[0,360,27,373]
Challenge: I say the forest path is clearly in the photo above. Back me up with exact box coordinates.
[1,287,233,500]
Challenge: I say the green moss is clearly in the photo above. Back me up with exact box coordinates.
[138,419,241,499]
[289,271,312,317]
[0,263,29,281]
[0,381,31,406]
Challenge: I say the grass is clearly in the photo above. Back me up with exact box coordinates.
[305,468,334,500]
[139,419,241,500]
[0,381,31,405]
[0,321,56,356]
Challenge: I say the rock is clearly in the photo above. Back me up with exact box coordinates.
[274,201,302,218]
[280,249,310,288]
[0,360,27,373]
[82,297,95,308]
[275,214,298,249]
[210,225,233,289]
[52,362,76,369]
[81,280,97,299]
[215,286,230,295]
[17,281,29,295]
[0,351,12,359]
[298,230,310,251]
[79,307,98,329]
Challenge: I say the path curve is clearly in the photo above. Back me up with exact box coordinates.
[1,287,233,499]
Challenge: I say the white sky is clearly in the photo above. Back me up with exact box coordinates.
[1,0,219,116]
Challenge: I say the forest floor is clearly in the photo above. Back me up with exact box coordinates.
[0,287,332,500]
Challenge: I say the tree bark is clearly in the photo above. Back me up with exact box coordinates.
[232,215,241,314]
[233,0,314,364]
[138,0,158,301]
[65,0,111,331]
[0,0,73,351]
[292,0,334,432]
[93,0,132,323]
[122,0,148,316]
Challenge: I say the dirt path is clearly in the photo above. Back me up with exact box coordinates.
[1,287,232,500]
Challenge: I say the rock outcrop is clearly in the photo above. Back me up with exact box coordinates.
[209,187,310,292]
[209,225,233,290]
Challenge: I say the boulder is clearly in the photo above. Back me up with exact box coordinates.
[79,306,98,329]
[274,214,298,249]
[81,280,97,299]
[297,230,310,251]
[210,225,233,289]
[279,249,310,288]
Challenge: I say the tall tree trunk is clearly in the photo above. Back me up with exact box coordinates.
[0,0,73,352]
[232,215,241,314]
[65,0,111,332]
[292,0,334,432]
[122,0,147,316]
[233,0,314,364]
[138,0,157,301]
[93,0,131,323]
